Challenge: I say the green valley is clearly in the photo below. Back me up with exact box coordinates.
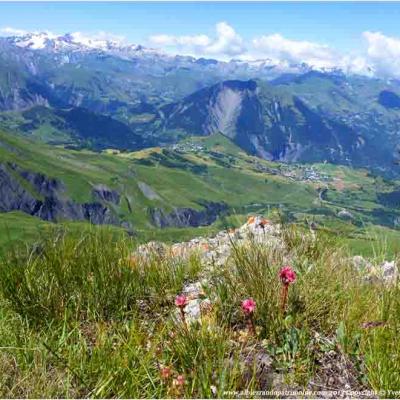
[1,129,400,256]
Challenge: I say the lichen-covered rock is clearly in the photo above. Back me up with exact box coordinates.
[352,255,373,272]
[370,260,398,284]
[307,348,372,398]
[133,215,285,271]
[240,344,274,390]
[352,256,398,284]
[381,261,397,282]
[172,280,212,325]
[135,241,169,264]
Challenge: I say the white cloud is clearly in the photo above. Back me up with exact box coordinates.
[206,22,245,56]
[148,24,400,77]
[0,27,28,36]
[149,24,339,66]
[149,22,245,59]
[362,31,400,78]
[0,27,59,39]
[251,34,338,69]
[149,33,210,47]
[340,55,372,77]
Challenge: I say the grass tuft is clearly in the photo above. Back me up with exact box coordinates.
[0,224,399,397]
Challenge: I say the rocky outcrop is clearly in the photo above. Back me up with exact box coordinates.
[134,215,284,270]
[150,201,228,228]
[92,184,120,205]
[34,196,86,222]
[0,162,120,226]
[0,164,38,213]
[134,218,398,327]
[82,202,118,225]
[353,255,398,284]
[130,217,376,395]
[20,168,65,196]
[137,181,161,200]
[338,209,354,220]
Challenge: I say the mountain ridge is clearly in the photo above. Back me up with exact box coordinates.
[160,78,400,174]
[2,32,400,176]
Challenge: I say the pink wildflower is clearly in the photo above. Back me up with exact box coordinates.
[160,366,172,380]
[241,298,256,315]
[279,266,296,314]
[175,294,188,328]
[279,266,296,285]
[241,298,257,336]
[174,374,185,386]
[175,294,188,309]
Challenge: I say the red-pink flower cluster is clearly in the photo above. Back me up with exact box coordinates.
[241,298,256,315]
[160,366,172,380]
[175,294,188,309]
[279,266,296,285]
[174,374,185,386]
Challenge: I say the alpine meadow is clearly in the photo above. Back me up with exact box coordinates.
[1,2,400,398]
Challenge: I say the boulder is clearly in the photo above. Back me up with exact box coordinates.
[338,209,354,220]
[352,256,398,284]
[379,261,397,283]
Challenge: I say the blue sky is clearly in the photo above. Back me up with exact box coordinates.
[1,2,400,51]
[2,2,400,76]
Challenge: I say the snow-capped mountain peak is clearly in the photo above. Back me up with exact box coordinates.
[12,31,56,50]
[7,31,160,56]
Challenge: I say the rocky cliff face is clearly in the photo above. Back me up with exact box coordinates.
[92,184,120,205]
[162,79,360,162]
[162,80,260,136]
[0,162,230,230]
[0,163,38,214]
[0,162,120,225]
[150,201,228,228]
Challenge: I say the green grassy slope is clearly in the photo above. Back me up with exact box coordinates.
[0,221,399,397]
[1,130,400,256]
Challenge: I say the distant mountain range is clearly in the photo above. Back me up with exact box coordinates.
[1,32,400,176]
[5,31,321,73]
[160,77,400,174]
[0,32,321,111]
